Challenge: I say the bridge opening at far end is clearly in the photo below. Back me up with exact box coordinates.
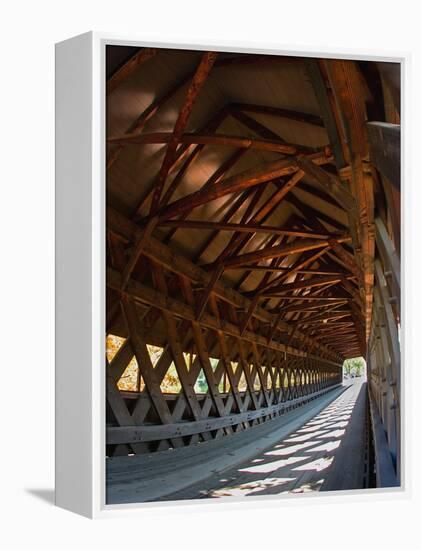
[343,356,366,381]
[105,45,401,505]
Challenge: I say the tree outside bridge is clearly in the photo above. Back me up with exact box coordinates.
[343,357,366,378]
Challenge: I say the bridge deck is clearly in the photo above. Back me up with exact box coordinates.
[106,381,367,504]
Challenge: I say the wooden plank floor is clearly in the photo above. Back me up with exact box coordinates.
[164,380,367,500]
[106,381,367,504]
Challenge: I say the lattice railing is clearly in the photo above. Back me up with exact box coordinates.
[106,206,343,456]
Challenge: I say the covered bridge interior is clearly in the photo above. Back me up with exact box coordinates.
[105,46,401,504]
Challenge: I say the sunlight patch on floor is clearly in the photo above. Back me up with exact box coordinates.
[317,429,345,439]
[322,420,348,429]
[209,477,296,497]
[238,455,307,474]
[284,430,328,442]
[305,440,341,453]
[265,441,318,456]
[292,456,334,472]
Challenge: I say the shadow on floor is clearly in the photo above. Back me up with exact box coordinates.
[25,488,55,505]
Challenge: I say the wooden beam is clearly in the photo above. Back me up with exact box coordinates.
[270,295,350,302]
[325,59,376,343]
[208,298,245,413]
[158,107,231,208]
[223,236,351,269]
[213,171,306,265]
[196,262,224,321]
[107,48,157,95]
[328,238,361,278]
[227,266,346,275]
[110,267,283,352]
[262,273,355,295]
[181,279,230,418]
[313,327,355,338]
[149,151,332,222]
[255,247,331,296]
[149,52,218,214]
[295,311,351,327]
[106,384,341,444]
[106,373,146,454]
[165,148,246,244]
[120,216,159,291]
[277,300,348,314]
[120,297,173,424]
[294,180,345,210]
[108,131,314,156]
[296,156,356,211]
[228,108,291,142]
[106,60,312,168]
[191,183,254,259]
[229,102,324,127]
[286,192,348,233]
[107,58,302,169]
[151,264,204,421]
[158,219,338,240]
[305,59,346,168]
[375,216,400,290]
[240,294,260,337]
[108,267,341,366]
[107,67,224,171]
[107,339,134,383]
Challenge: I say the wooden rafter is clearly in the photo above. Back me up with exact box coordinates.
[158,219,339,239]
[148,52,218,215]
[109,131,318,156]
[262,273,356,296]
[107,48,157,95]
[144,151,332,223]
[229,102,324,127]
[223,235,351,269]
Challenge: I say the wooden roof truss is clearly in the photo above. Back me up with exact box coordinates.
[105,48,400,456]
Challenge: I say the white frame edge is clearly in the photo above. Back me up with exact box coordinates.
[56,31,95,518]
[55,31,411,519]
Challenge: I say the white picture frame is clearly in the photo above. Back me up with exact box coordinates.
[55,31,409,518]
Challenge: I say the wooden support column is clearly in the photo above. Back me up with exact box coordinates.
[325,59,376,343]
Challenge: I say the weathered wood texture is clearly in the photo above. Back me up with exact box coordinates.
[105,47,401,469]
[367,122,400,190]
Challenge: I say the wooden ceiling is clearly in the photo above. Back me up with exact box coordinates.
[106,46,396,361]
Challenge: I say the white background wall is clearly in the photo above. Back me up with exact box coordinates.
[1,0,419,547]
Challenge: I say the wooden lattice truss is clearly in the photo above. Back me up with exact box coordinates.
[105,49,399,455]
